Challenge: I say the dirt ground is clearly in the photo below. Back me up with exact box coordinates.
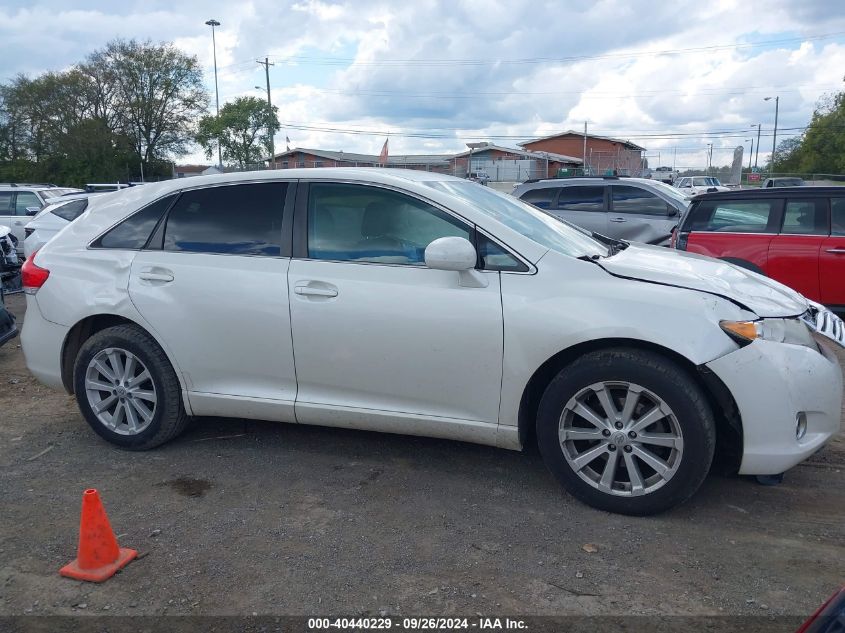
[1,291,843,622]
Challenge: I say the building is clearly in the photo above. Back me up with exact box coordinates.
[268,148,454,173]
[520,131,646,177]
[452,143,582,181]
[268,144,582,182]
[173,165,222,178]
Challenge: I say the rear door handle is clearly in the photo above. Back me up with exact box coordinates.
[609,217,627,223]
[826,248,845,254]
[138,269,174,282]
[294,284,338,298]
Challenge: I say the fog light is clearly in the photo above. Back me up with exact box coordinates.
[796,412,808,441]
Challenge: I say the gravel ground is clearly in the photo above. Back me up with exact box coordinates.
[0,291,843,622]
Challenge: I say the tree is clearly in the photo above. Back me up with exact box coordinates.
[197,96,279,168]
[795,91,845,174]
[100,39,209,167]
[772,137,803,172]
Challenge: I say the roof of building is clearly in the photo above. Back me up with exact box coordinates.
[270,148,453,166]
[173,164,212,173]
[451,143,582,164]
[520,131,646,152]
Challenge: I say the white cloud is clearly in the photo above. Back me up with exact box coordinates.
[2,0,844,168]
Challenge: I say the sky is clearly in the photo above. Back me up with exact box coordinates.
[1,0,845,170]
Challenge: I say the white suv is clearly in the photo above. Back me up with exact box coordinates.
[0,184,83,252]
[20,169,843,515]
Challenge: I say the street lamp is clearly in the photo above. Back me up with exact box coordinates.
[745,138,753,172]
[205,19,222,168]
[764,96,779,170]
[752,123,761,169]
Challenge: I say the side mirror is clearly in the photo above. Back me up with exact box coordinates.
[425,236,476,271]
[425,236,488,288]
[26,207,41,216]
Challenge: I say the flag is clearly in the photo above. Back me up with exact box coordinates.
[379,138,389,166]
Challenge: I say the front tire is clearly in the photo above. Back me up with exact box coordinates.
[536,348,716,515]
[74,324,189,450]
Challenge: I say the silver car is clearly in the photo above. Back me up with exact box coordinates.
[512,177,690,245]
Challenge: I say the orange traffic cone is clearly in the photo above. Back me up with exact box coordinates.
[59,488,137,582]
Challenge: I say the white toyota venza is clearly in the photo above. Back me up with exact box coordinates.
[21,169,844,515]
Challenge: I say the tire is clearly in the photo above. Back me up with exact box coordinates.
[536,348,716,515]
[73,324,189,450]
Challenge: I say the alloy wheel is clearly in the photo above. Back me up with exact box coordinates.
[84,347,157,435]
[559,381,684,496]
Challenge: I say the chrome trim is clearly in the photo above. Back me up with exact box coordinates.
[803,301,845,349]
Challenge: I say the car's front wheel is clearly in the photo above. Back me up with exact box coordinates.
[536,348,716,515]
[74,324,189,450]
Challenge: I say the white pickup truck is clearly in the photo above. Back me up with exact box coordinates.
[650,166,678,184]
[674,176,731,195]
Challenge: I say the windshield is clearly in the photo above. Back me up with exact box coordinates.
[648,180,691,206]
[424,181,609,259]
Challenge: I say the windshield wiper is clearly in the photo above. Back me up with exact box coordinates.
[589,232,629,256]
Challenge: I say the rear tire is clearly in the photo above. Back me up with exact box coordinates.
[536,348,716,515]
[74,324,188,450]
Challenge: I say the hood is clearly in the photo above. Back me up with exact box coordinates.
[598,243,808,318]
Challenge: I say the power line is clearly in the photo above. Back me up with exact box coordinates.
[267,32,845,67]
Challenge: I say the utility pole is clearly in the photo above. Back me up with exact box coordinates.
[771,97,779,168]
[754,123,761,169]
[706,143,713,173]
[205,19,222,168]
[257,57,275,166]
[582,121,588,174]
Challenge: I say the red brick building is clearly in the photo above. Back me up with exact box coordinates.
[520,131,646,176]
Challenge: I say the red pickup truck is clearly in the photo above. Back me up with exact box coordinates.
[673,187,845,311]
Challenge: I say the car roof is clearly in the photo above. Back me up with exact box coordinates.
[515,176,657,189]
[694,186,845,199]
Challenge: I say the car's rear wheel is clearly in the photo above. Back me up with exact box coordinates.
[74,324,188,450]
[536,348,716,515]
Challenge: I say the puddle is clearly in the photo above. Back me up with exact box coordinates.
[160,476,212,498]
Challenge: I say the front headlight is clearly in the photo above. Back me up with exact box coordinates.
[720,318,817,349]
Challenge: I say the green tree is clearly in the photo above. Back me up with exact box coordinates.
[197,96,279,168]
[98,39,209,168]
[796,92,845,174]
[772,137,803,172]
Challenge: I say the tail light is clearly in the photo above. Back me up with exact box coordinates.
[676,231,690,251]
[22,251,50,294]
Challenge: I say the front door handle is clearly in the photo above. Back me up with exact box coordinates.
[138,270,174,282]
[826,247,845,254]
[294,284,338,298]
[609,217,627,223]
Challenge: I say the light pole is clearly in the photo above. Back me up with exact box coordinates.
[745,138,753,171]
[764,96,779,170]
[205,19,222,168]
[753,123,761,169]
[706,143,713,173]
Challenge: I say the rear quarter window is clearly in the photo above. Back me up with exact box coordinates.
[519,187,560,210]
[685,199,779,233]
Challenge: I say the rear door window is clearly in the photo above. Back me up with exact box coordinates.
[519,187,560,210]
[611,185,669,216]
[686,199,779,233]
[831,198,845,236]
[0,192,12,215]
[556,186,605,212]
[93,195,177,249]
[780,199,828,235]
[163,183,287,256]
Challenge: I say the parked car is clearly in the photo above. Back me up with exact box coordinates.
[0,224,21,295]
[650,166,678,184]
[23,192,104,259]
[512,176,690,245]
[0,298,16,347]
[467,171,490,185]
[762,177,805,188]
[674,176,731,196]
[673,187,845,310]
[0,184,83,252]
[797,586,845,633]
[21,169,843,515]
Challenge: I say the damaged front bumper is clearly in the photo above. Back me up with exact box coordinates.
[706,331,843,476]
